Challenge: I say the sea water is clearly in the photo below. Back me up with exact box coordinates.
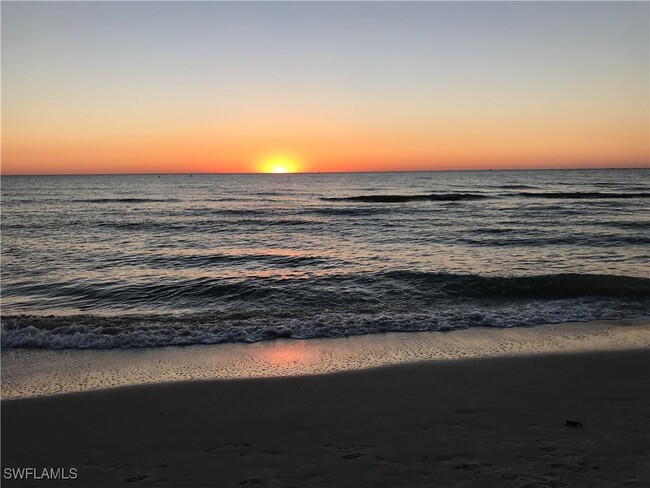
[2,169,648,348]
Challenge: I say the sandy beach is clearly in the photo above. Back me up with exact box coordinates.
[3,346,649,487]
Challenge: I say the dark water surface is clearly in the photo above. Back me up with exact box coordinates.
[2,169,648,348]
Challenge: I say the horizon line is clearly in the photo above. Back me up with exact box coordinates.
[2,166,647,177]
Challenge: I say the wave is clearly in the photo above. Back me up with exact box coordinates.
[323,193,491,203]
[373,272,650,299]
[592,183,650,191]
[605,220,650,231]
[457,234,650,247]
[494,184,539,189]
[517,192,650,199]
[143,252,331,269]
[1,299,646,349]
[79,198,181,203]
[322,191,650,203]
[2,273,648,348]
[5,273,647,309]
[308,207,396,216]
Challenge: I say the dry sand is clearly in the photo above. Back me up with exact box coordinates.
[2,348,649,487]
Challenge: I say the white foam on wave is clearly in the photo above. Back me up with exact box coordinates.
[2,318,648,400]
[2,298,646,349]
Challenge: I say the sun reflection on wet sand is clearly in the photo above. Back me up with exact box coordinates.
[257,342,315,366]
[2,318,648,399]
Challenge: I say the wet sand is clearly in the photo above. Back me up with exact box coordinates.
[3,348,649,487]
[3,318,649,399]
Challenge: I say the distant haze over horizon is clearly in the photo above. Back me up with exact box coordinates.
[2,2,648,175]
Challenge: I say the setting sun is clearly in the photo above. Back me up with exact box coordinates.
[258,155,301,174]
[271,165,288,174]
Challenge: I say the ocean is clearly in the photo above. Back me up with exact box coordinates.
[1,169,648,349]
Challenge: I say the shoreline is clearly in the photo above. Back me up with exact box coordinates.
[3,348,649,487]
[2,317,649,400]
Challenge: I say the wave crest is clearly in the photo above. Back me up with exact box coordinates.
[2,272,648,349]
[518,192,650,199]
[322,193,490,203]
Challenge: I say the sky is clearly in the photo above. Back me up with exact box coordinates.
[2,1,648,175]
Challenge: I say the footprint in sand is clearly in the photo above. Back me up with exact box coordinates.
[374,455,429,465]
[342,453,364,460]
[125,474,150,483]
[321,443,376,460]
[204,442,251,453]
[453,462,493,473]
[238,476,265,486]
[239,449,280,457]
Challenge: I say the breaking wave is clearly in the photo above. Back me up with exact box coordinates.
[2,273,648,348]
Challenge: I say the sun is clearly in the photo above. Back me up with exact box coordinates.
[258,154,300,174]
[271,164,289,174]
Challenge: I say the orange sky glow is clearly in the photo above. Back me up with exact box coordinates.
[2,2,648,175]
